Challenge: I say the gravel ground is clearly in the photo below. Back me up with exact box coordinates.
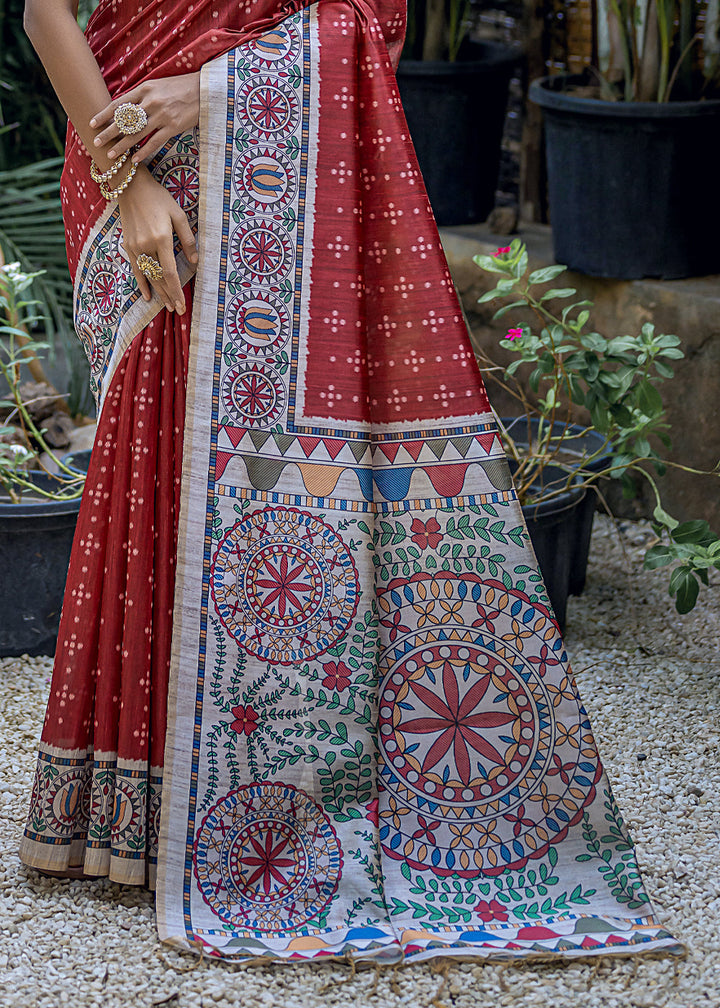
[1,514,718,1007]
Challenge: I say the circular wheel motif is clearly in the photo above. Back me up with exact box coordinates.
[233,149,297,212]
[380,642,538,807]
[211,507,359,664]
[238,78,300,138]
[230,219,294,284]
[87,260,120,322]
[194,782,343,931]
[159,157,199,214]
[36,767,90,838]
[221,364,286,427]
[226,292,291,354]
[244,23,299,69]
[107,226,133,276]
[110,780,145,842]
[76,311,106,373]
[376,574,602,876]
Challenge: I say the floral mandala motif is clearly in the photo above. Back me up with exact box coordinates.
[229,218,294,285]
[225,291,291,354]
[210,507,359,664]
[86,260,121,323]
[194,782,343,931]
[377,574,602,876]
[76,311,107,373]
[238,78,300,139]
[234,148,298,213]
[221,363,286,427]
[158,157,200,215]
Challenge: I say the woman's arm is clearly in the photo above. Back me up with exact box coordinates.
[24,0,198,313]
[24,0,116,174]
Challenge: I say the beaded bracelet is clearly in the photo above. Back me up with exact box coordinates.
[89,148,131,184]
[98,160,138,200]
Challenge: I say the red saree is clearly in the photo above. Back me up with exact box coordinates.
[21,0,679,963]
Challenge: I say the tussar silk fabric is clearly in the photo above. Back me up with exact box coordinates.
[20,0,681,963]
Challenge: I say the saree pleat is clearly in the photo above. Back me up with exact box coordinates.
[20,307,189,883]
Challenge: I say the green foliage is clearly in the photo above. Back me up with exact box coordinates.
[0,158,90,414]
[402,0,472,62]
[598,0,720,102]
[387,850,597,925]
[0,0,66,170]
[0,260,84,501]
[575,792,649,910]
[474,239,720,613]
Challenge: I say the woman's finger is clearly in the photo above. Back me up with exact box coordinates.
[156,237,185,314]
[106,130,151,161]
[130,127,174,165]
[89,87,143,129]
[172,208,198,265]
[129,260,153,303]
[132,251,175,312]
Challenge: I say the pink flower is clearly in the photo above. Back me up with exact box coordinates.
[505,327,523,341]
[476,899,509,923]
[321,660,352,692]
[493,246,511,258]
[230,704,260,736]
[410,517,443,549]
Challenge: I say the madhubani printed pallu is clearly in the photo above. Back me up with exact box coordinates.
[20,0,680,965]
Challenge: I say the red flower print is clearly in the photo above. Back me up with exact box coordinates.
[401,663,515,786]
[411,815,441,845]
[410,517,443,549]
[230,704,260,736]
[476,899,509,922]
[321,660,352,692]
[365,799,379,827]
[381,608,411,643]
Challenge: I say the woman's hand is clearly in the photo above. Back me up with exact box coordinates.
[90,73,201,165]
[117,165,198,313]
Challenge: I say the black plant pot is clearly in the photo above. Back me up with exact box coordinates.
[530,74,720,279]
[0,466,87,658]
[503,418,611,597]
[397,42,517,226]
[518,466,587,633]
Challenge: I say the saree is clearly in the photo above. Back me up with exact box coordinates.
[20,0,681,963]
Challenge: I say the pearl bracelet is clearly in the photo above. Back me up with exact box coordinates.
[89,148,131,184]
[98,160,138,200]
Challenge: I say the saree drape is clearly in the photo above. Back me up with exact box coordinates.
[20,0,680,963]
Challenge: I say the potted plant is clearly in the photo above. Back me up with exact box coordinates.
[529,0,720,279]
[474,240,720,626]
[0,258,87,657]
[396,0,518,225]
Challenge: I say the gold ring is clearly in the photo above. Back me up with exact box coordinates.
[137,253,164,281]
[114,102,148,135]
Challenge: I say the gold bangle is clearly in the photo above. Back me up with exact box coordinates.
[99,160,138,200]
[90,148,131,184]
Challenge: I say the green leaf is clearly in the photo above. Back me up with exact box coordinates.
[636,380,663,417]
[652,505,679,531]
[672,520,714,546]
[527,265,567,285]
[669,568,700,613]
[538,286,576,302]
[643,544,675,570]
